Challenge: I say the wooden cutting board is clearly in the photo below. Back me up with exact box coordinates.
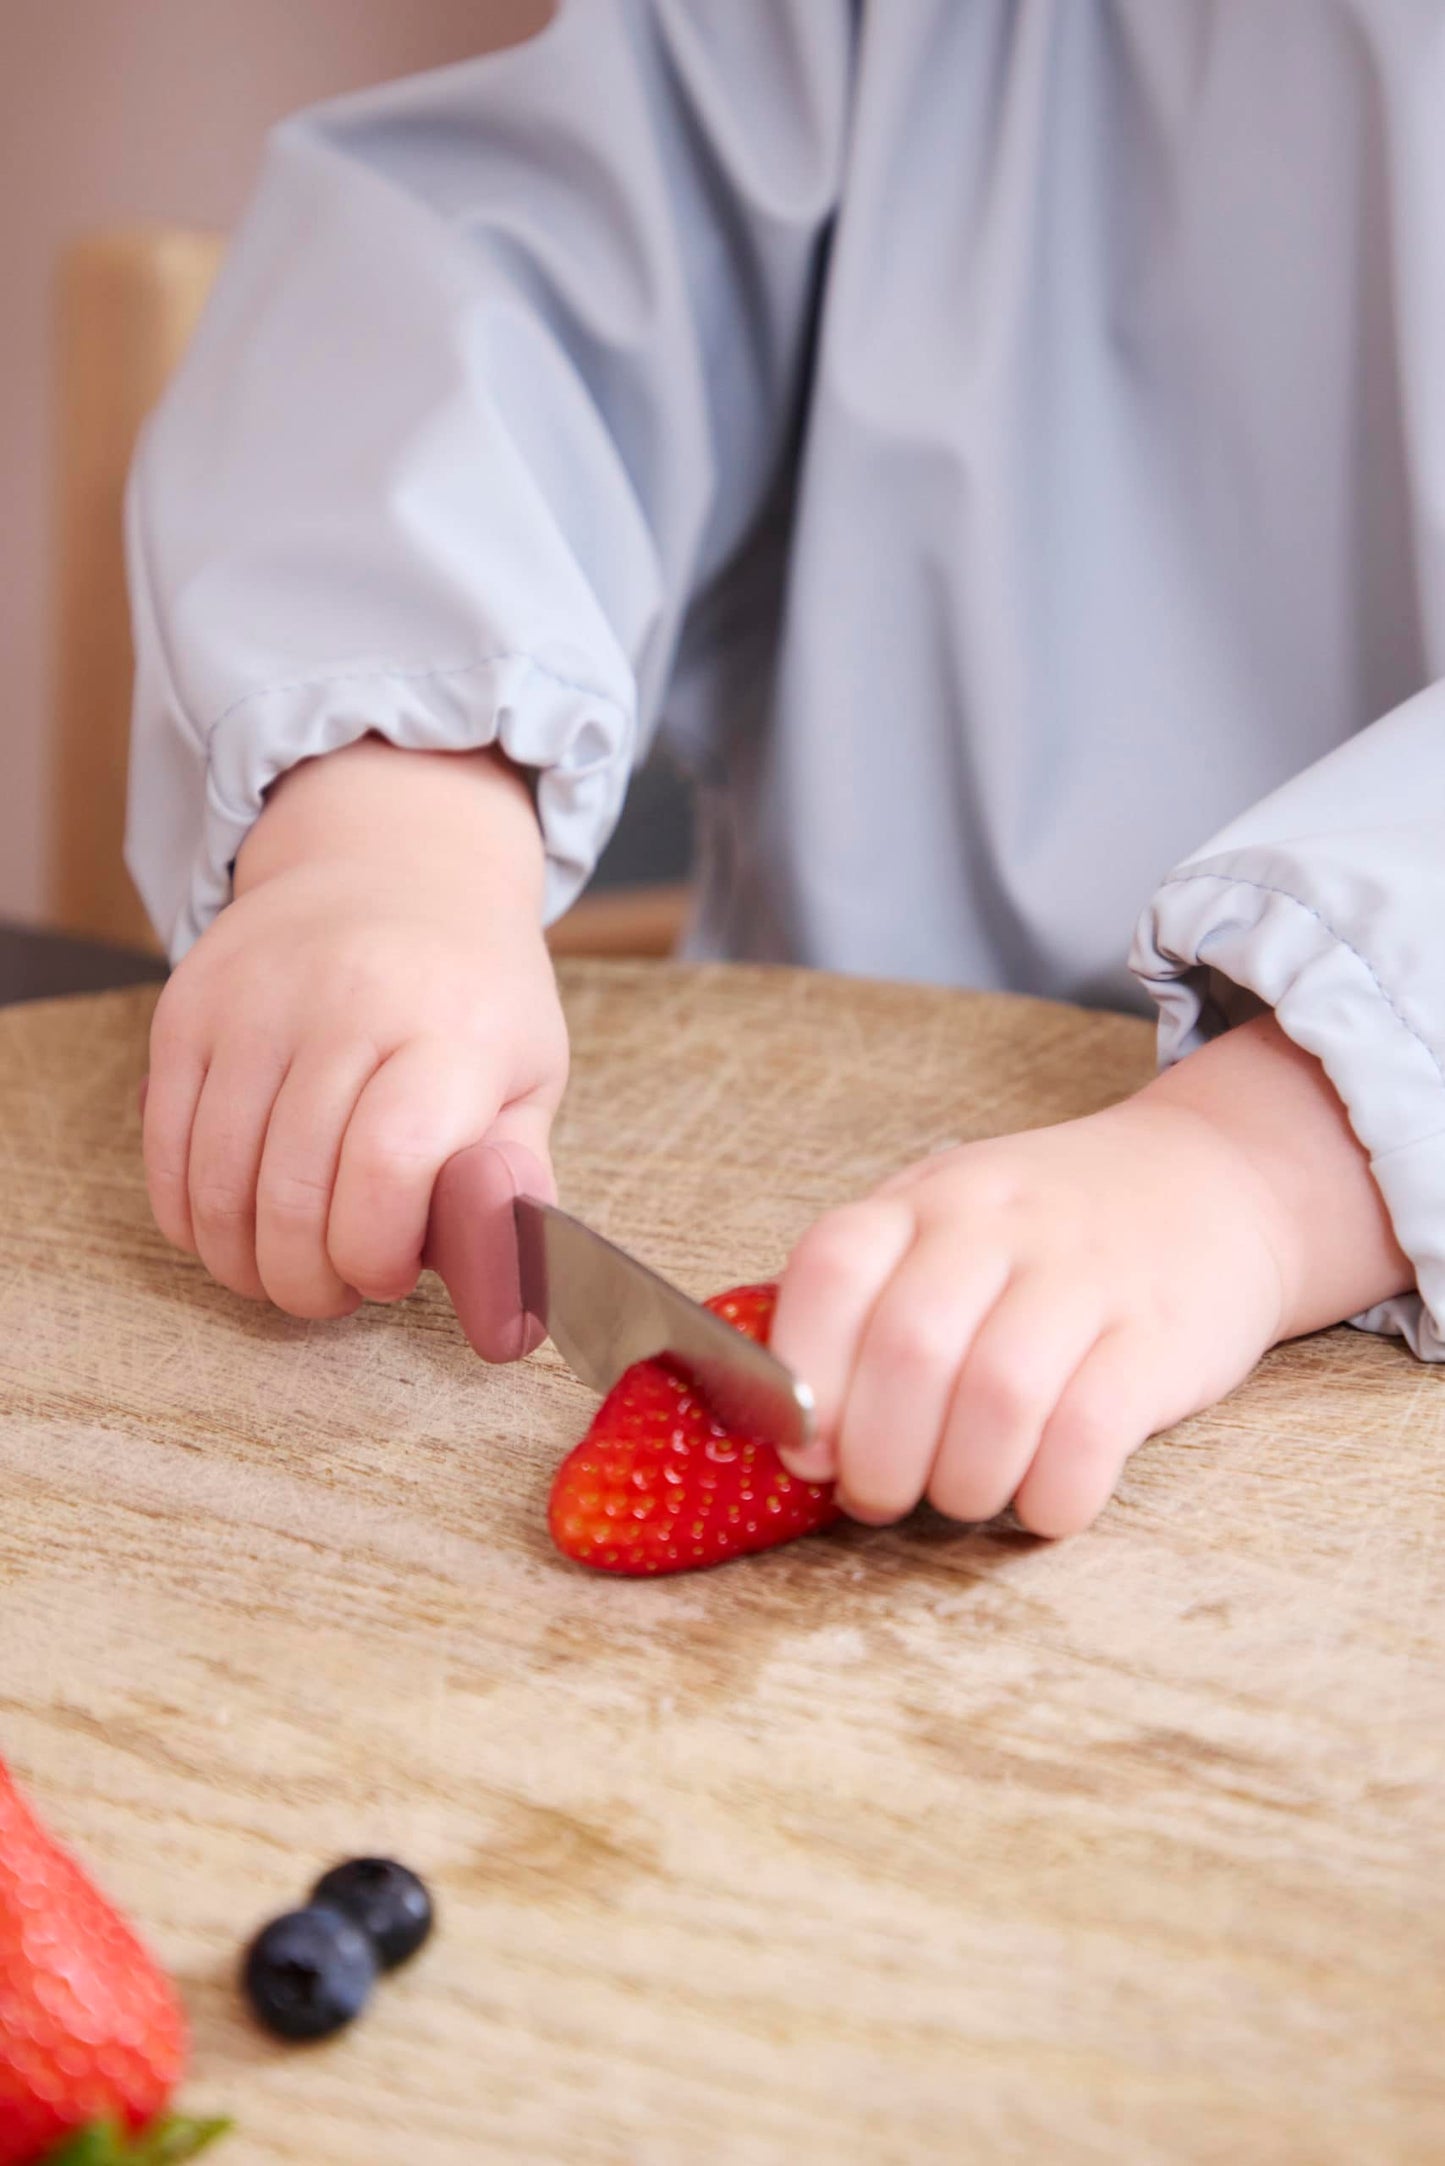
[1,962,1442,2164]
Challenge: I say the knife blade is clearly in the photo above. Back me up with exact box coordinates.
[514,1195,816,1459]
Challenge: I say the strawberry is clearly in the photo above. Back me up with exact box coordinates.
[548,1283,840,1575]
[0,1761,226,2164]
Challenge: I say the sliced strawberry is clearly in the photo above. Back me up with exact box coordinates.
[0,1761,208,2165]
[548,1283,839,1575]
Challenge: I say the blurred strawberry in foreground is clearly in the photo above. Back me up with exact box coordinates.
[0,1760,227,2163]
[549,1283,840,1575]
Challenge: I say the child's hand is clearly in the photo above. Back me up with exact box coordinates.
[771,1016,1412,1535]
[143,739,567,1342]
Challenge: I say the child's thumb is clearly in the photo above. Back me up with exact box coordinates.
[482,1099,558,1210]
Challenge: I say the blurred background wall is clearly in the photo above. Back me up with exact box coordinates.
[1,0,699,935]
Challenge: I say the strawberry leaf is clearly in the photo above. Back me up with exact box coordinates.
[43,2126,120,2166]
[44,2119,232,2165]
[137,2120,233,2164]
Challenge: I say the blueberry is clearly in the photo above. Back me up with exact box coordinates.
[310,1857,434,1971]
[242,1905,377,2041]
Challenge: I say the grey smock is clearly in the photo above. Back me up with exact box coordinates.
[125,1,1445,1358]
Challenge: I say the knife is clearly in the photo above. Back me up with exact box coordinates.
[426,1141,816,1459]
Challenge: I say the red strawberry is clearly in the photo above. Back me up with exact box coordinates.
[548,1283,840,1575]
[0,1761,224,2164]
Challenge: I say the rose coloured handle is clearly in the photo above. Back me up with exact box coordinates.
[425,1139,554,1363]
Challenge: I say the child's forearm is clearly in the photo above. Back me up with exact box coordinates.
[1140,1012,1411,1339]
[235,736,547,912]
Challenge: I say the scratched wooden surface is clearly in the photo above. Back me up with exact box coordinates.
[1,963,1442,2164]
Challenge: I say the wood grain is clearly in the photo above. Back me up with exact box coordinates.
[0,963,1441,2163]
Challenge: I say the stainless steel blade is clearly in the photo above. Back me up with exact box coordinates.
[515,1196,816,1458]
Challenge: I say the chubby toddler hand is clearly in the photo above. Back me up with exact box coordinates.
[142,739,566,1341]
[771,1017,1410,1536]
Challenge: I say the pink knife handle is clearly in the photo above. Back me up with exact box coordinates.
[425,1139,554,1363]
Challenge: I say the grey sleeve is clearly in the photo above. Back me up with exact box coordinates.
[1132,676,1445,1357]
[125,0,851,957]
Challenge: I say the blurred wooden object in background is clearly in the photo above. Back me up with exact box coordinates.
[51,230,222,953]
[49,228,687,961]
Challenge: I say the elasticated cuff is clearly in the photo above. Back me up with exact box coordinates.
[168,652,635,959]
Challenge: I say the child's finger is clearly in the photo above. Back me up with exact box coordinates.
[770,1197,916,1481]
[253,1041,381,1317]
[926,1275,1104,1525]
[327,1039,508,1303]
[186,1047,286,1301]
[829,1237,1012,1523]
[141,1036,206,1256]
[1011,1326,1160,1536]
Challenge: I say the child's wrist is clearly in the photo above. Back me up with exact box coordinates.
[1137,1014,1411,1340]
[235,736,547,914]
